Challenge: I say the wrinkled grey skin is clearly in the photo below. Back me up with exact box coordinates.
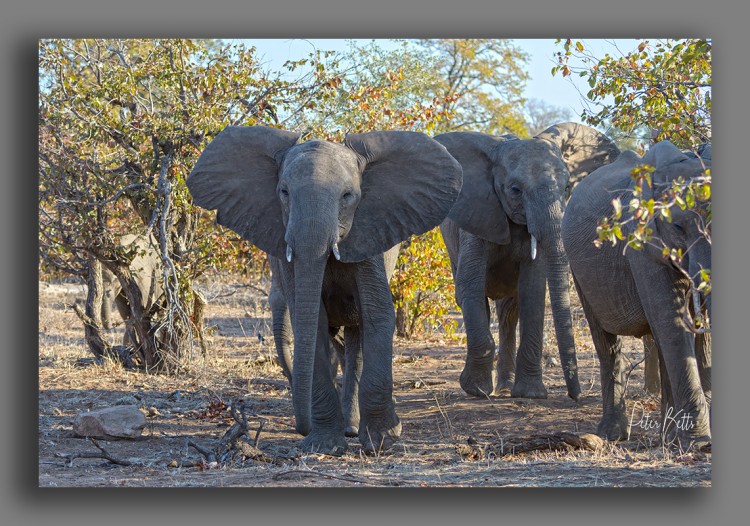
[100,234,163,347]
[187,126,462,455]
[269,245,400,438]
[641,144,712,399]
[437,123,619,401]
[562,141,711,448]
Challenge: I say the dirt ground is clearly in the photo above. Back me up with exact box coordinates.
[37,276,711,487]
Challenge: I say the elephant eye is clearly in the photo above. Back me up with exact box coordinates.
[279,188,289,197]
[510,184,522,196]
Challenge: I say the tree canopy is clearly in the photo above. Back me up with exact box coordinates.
[552,38,711,149]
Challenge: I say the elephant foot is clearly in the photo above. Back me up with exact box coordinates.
[510,375,548,399]
[661,429,711,452]
[460,364,495,398]
[596,414,629,441]
[300,429,348,456]
[359,410,402,455]
[492,377,514,396]
[660,412,712,452]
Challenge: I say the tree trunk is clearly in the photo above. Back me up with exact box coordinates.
[395,304,409,339]
[82,255,111,360]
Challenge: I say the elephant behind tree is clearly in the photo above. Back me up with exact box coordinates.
[188,126,462,455]
[437,122,620,401]
[100,233,163,348]
[268,245,400,438]
[562,140,711,448]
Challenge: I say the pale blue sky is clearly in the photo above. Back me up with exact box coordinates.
[235,38,640,124]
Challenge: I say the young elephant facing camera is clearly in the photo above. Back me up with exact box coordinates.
[187,126,462,455]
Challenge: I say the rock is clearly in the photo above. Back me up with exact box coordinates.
[113,395,140,406]
[73,405,147,439]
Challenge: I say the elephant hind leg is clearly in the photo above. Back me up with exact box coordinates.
[574,279,628,440]
[341,326,362,437]
[643,334,661,395]
[494,297,518,394]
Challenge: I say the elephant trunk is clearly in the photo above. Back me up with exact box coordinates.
[287,211,338,436]
[536,199,581,401]
[687,241,712,327]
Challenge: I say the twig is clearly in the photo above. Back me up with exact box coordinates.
[253,419,266,448]
[271,469,401,487]
[188,402,275,466]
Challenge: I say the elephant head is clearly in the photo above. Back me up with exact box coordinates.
[187,126,462,434]
[435,123,619,399]
[633,141,712,326]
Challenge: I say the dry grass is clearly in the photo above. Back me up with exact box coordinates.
[37,275,711,487]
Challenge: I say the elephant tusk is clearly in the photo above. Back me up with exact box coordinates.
[530,235,537,260]
[286,244,293,263]
[332,243,341,261]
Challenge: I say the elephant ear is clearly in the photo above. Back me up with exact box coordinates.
[339,131,463,263]
[536,122,621,188]
[434,132,512,245]
[187,126,301,260]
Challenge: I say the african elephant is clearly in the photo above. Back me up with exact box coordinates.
[187,126,462,454]
[100,233,163,347]
[437,122,619,400]
[561,140,711,447]
[268,245,400,438]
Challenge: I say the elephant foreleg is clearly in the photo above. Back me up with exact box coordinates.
[355,256,401,454]
[696,331,711,406]
[511,257,548,399]
[300,300,347,456]
[455,234,496,397]
[632,260,711,448]
[494,297,518,394]
[269,283,294,386]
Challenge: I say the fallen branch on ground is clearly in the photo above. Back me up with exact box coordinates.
[55,438,133,467]
[456,432,607,461]
[271,469,402,487]
[187,402,283,467]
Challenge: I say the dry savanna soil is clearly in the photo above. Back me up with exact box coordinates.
[38,276,711,487]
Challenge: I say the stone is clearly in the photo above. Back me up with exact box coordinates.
[73,405,147,439]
